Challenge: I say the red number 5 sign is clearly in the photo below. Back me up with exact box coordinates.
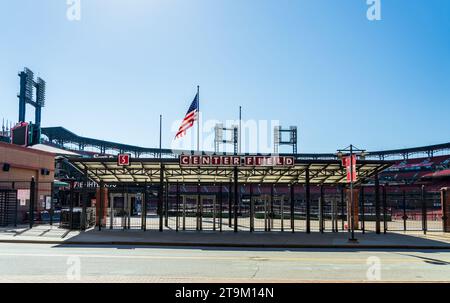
[118,154,131,166]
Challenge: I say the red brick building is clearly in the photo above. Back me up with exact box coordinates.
[0,142,55,223]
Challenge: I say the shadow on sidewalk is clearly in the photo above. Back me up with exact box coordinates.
[50,229,450,253]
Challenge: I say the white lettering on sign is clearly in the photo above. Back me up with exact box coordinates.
[179,156,295,167]
[180,155,190,165]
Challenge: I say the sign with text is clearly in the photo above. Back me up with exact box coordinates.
[180,155,295,167]
[117,153,131,166]
[17,189,30,206]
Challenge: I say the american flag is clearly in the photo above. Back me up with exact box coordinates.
[175,93,199,139]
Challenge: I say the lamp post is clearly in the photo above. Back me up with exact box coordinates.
[337,145,366,243]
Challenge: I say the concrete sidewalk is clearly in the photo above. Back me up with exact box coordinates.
[1,225,450,249]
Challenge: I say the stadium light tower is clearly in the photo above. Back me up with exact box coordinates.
[214,123,238,154]
[336,144,367,243]
[17,68,46,145]
[274,126,298,154]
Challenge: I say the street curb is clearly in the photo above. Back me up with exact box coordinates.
[1,239,450,249]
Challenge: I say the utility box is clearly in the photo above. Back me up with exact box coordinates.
[60,207,96,229]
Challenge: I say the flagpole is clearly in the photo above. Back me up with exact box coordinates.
[197,85,200,153]
[159,114,162,158]
[239,106,242,154]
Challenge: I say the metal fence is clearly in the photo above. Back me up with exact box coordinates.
[359,187,442,233]
[0,179,447,234]
[0,179,95,229]
[98,184,446,234]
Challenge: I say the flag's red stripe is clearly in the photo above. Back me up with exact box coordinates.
[175,108,198,139]
[180,116,196,128]
[176,120,194,136]
[178,117,195,131]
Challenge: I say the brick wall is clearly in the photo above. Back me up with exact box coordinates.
[0,142,55,213]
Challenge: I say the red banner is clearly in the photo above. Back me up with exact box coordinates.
[342,155,357,183]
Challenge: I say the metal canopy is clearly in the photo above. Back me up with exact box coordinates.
[69,157,392,185]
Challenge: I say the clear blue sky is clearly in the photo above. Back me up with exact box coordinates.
[0,0,449,153]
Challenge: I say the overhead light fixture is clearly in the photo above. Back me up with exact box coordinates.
[36,78,46,107]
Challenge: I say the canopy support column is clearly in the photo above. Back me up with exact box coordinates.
[69,179,75,230]
[340,185,345,231]
[402,189,407,232]
[228,181,232,228]
[361,185,365,234]
[250,183,254,232]
[305,168,311,234]
[290,183,295,233]
[165,181,169,227]
[142,182,147,231]
[233,167,239,232]
[319,184,324,233]
[270,184,274,231]
[176,181,180,232]
[197,183,201,231]
[375,173,381,234]
[158,164,164,232]
[97,181,104,231]
[422,185,427,235]
[383,184,388,234]
[81,167,88,231]
[219,185,223,232]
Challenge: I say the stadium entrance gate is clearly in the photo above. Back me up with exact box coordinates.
[68,156,399,233]
[0,189,18,227]
[170,194,219,231]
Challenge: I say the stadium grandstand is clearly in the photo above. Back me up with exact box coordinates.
[41,126,450,160]
[39,126,450,187]
[379,155,450,187]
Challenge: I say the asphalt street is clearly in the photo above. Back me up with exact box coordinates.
[0,243,449,282]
